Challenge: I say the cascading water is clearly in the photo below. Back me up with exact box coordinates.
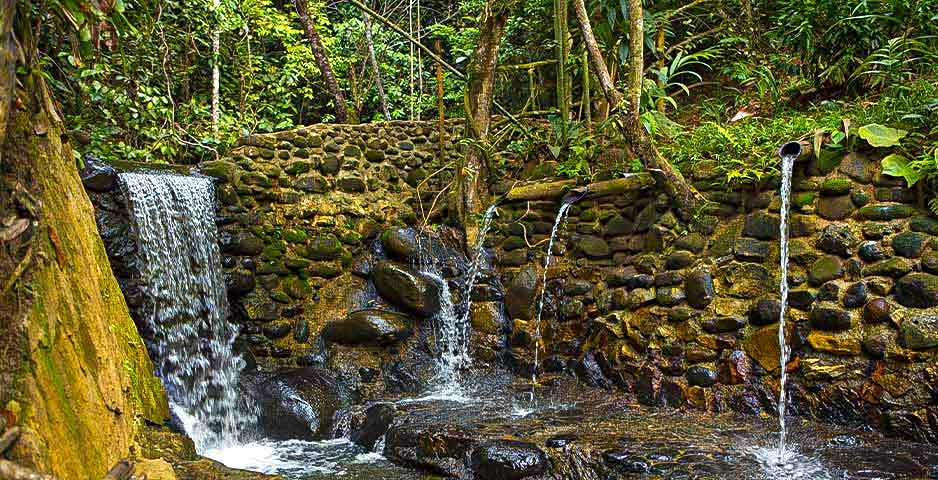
[532,198,576,388]
[461,204,499,334]
[751,143,827,478]
[775,143,797,455]
[119,172,255,451]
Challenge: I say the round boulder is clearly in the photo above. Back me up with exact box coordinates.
[470,440,548,480]
[322,309,413,346]
[372,261,441,315]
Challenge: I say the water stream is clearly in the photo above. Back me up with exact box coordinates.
[776,148,796,454]
[531,198,576,390]
[119,172,256,450]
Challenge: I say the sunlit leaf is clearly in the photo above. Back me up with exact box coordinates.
[881,153,920,187]
[858,123,907,147]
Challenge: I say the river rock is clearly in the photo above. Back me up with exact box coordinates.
[249,367,342,440]
[743,212,780,240]
[575,235,611,258]
[891,231,927,258]
[322,309,412,346]
[843,282,868,308]
[384,423,475,476]
[749,299,781,326]
[702,316,746,333]
[817,223,857,256]
[506,265,540,321]
[862,257,913,278]
[858,241,887,262]
[863,297,892,324]
[373,261,441,315]
[685,365,718,387]
[685,268,715,309]
[381,227,419,260]
[899,315,938,350]
[808,256,843,286]
[350,403,397,450]
[857,204,917,221]
[470,440,548,480]
[80,158,118,191]
[810,306,852,331]
[817,195,855,220]
[896,273,938,308]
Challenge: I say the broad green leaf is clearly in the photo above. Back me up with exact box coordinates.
[881,153,920,187]
[858,123,908,147]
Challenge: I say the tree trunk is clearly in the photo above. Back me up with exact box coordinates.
[572,0,705,218]
[211,0,220,133]
[460,3,513,247]
[0,0,16,149]
[362,12,390,120]
[295,0,349,123]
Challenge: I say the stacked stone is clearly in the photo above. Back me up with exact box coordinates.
[490,149,937,442]
[198,121,464,363]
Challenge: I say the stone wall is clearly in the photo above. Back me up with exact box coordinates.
[492,150,938,442]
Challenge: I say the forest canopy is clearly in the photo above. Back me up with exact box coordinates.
[30,0,938,204]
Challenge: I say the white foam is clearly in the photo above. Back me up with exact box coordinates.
[750,444,830,480]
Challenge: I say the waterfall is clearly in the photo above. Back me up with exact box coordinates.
[460,204,499,339]
[532,198,576,386]
[120,172,255,451]
[775,145,797,455]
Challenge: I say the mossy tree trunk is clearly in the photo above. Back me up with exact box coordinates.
[459,0,516,247]
[1,4,168,478]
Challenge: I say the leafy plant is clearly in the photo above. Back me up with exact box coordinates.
[858,123,908,147]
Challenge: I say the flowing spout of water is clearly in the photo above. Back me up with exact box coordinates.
[120,172,255,451]
[775,141,800,456]
[461,204,499,333]
[531,196,579,388]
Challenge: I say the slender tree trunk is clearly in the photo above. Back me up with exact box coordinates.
[572,0,705,217]
[295,0,349,123]
[460,2,514,247]
[554,0,569,138]
[0,0,16,150]
[362,12,391,120]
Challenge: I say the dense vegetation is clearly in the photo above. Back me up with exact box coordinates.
[31,0,938,200]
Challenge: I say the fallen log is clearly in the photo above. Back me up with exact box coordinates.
[567,173,655,199]
[504,179,578,202]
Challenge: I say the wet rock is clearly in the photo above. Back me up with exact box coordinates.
[604,215,634,236]
[899,315,938,350]
[226,269,256,295]
[303,235,343,260]
[294,173,329,193]
[862,257,913,278]
[250,367,341,440]
[263,322,291,339]
[506,265,539,321]
[655,271,683,286]
[337,175,366,193]
[922,253,938,274]
[293,319,310,343]
[666,250,695,270]
[686,365,718,387]
[373,262,441,315]
[470,440,548,480]
[655,286,685,306]
[384,423,474,476]
[818,224,857,256]
[863,297,892,324]
[891,232,927,258]
[817,195,855,220]
[808,256,844,286]
[574,352,611,389]
[843,282,868,308]
[743,325,781,371]
[702,316,746,333]
[810,306,852,331]
[807,331,861,355]
[625,288,656,309]
[820,177,852,196]
[749,299,781,326]
[675,232,707,253]
[322,309,412,346]
[604,451,652,474]
[381,228,419,261]
[858,241,887,262]
[350,403,396,450]
[685,268,715,309]
[734,238,770,262]
[80,158,118,191]
[857,204,917,221]
[862,328,892,359]
[743,212,780,240]
[896,273,938,308]
[575,235,611,259]
[817,282,840,302]
[231,232,265,255]
[910,216,938,236]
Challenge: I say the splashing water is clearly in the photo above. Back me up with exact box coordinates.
[460,204,499,335]
[776,148,796,454]
[532,198,576,389]
[425,270,470,389]
[751,144,830,476]
[120,172,255,451]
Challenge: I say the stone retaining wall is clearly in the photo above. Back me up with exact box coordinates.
[493,150,938,442]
